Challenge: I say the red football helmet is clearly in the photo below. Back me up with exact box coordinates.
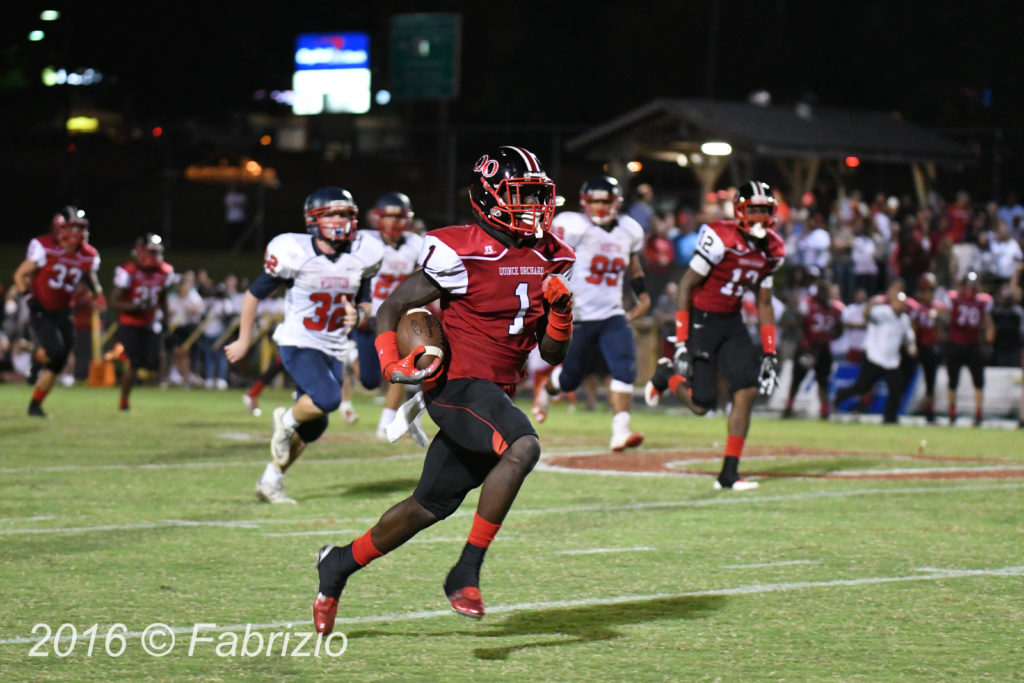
[469,146,556,238]
[134,233,165,269]
[733,181,776,239]
[371,192,414,241]
[52,205,89,251]
[304,187,359,243]
[579,176,623,227]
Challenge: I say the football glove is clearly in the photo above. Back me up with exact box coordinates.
[758,353,780,397]
[384,345,443,385]
[672,342,693,380]
[542,274,573,314]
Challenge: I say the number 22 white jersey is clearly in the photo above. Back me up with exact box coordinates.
[363,230,423,315]
[264,232,383,357]
[550,211,644,321]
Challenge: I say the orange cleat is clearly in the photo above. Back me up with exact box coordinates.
[446,585,485,619]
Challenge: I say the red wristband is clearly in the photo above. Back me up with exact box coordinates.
[374,331,401,378]
[760,324,777,354]
[675,310,690,343]
[668,374,685,393]
[546,310,573,342]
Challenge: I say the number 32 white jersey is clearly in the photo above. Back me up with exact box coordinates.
[264,232,383,356]
[550,211,644,322]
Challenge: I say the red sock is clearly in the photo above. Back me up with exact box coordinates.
[32,388,48,403]
[467,512,501,549]
[248,380,264,398]
[351,530,384,566]
[725,435,745,458]
[119,396,129,410]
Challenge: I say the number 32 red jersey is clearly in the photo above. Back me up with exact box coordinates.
[419,224,575,388]
[689,220,785,314]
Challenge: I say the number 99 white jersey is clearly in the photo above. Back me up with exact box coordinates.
[264,232,383,357]
[549,211,644,322]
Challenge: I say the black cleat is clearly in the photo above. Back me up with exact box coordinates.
[28,402,46,418]
[644,358,679,407]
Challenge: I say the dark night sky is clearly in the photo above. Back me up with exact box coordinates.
[4,0,1021,129]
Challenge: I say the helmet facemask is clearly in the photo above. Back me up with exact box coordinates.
[734,200,775,239]
[307,203,358,244]
[473,174,556,239]
[373,207,411,242]
[582,190,622,227]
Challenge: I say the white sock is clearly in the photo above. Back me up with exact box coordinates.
[612,411,631,436]
[263,463,283,484]
[282,408,299,430]
[378,408,397,431]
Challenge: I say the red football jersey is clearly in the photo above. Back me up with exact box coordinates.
[689,220,785,314]
[800,296,844,348]
[947,290,992,345]
[26,234,101,312]
[112,260,176,327]
[908,298,943,346]
[419,224,575,389]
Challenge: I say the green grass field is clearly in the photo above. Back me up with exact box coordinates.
[1,383,1022,681]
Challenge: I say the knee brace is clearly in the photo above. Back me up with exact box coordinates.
[296,414,329,443]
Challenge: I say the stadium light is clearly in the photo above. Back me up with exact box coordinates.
[700,141,733,156]
[41,10,60,20]
[626,161,643,173]
[29,30,45,41]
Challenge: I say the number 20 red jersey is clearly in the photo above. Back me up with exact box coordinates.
[947,290,992,345]
[419,224,575,388]
[689,220,785,314]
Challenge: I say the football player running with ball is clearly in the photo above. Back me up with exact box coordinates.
[312,146,575,634]
[535,176,650,451]
[225,187,382,504]
[645,181,785,490]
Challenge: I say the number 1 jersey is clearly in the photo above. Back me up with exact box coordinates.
[419,224,575,386]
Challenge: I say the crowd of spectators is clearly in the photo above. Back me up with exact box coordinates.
[640,185,1024,371]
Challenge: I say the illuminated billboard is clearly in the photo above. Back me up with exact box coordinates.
[292,32,370,115]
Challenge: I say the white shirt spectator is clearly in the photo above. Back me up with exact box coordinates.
[851,235,878,275]
[798,227,831,276]
[987,232,1023,280]
[952,242,984,283]
[832,300,867,357]
[864,302,915,369]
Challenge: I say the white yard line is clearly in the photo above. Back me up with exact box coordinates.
[555,546,656,555]
[0,452,423,475]
[1,564,1021,646]
[2,482,1023,536]
[724,560,819,569]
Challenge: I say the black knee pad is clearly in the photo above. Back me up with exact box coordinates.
[296,414,329,443]
[45,352,69,373]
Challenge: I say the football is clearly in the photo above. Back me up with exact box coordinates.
[396,308,446,370]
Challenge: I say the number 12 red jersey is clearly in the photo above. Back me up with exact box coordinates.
[689,220,785,314]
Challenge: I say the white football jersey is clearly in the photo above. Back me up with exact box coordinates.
[550,211,644,321]
[363,230,423,315]
[265,232,383,357]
